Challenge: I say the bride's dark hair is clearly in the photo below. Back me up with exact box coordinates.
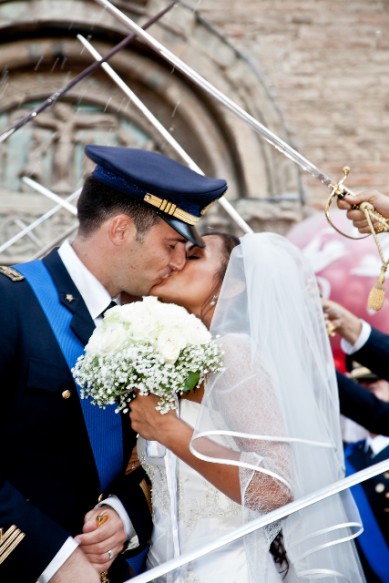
[270,531,289,577]
[200,231,240,322]
[207,231,241,276]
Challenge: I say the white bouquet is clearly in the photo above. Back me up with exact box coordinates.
[72,296,224,414]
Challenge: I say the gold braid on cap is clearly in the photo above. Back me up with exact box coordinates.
[143,193,200,225]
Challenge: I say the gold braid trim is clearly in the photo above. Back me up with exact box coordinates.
[143,193,200,225]
[0,526,26,564]
[0,266,24,282]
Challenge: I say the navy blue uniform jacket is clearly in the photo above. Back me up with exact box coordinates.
[337,327,389,436]
[0,249,151,582]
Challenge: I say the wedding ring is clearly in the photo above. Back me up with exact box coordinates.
[107,549,113,560]
[376,222,386,233]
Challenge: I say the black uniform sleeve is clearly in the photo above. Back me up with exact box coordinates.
[337,370,389,435]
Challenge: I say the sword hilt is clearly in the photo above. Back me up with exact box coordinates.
[325,166,389,235]
[324,166,367,240]
[325,166,389,311]
[328,166,351,199]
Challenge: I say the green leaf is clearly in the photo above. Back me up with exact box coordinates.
[183,371,200,392]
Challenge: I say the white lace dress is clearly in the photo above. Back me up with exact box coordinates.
[137,399,282,583]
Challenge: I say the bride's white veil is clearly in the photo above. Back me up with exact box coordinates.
[190,232,365,581]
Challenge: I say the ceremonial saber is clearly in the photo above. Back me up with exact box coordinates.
[127,459,389,583]
[0,189,80,255]
[93,0,352,198]
[22,177,78,216]
[30,224,78,260]
[0,1,178,144]
[77,34,252,234]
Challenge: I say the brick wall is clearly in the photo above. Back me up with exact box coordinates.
[193,0,389,209]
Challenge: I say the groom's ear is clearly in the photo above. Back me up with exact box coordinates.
[108,214,136,246]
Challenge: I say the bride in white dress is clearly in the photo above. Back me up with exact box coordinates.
[131,232,366,582]
[137,397,283,583]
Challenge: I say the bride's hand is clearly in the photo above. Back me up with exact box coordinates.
[129,391,176,444]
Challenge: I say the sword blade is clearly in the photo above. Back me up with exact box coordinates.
[93,0,345,194]
[22,177,77,216]
[127,458,389,582]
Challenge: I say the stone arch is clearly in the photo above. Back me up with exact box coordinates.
[0,0,302,262]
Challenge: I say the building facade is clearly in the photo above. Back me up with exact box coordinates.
[0,0,388,262]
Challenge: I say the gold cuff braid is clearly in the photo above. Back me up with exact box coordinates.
[0,526,26,564]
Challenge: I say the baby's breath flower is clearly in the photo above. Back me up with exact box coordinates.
[72,297,224,414]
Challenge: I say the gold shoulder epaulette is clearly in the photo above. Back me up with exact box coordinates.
[0,525,26,564]
[0,266,24,282]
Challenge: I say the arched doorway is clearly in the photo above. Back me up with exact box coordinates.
[0,0,302,263]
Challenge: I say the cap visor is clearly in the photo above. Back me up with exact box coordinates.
[352,372,379,382]
[162,216,205,247]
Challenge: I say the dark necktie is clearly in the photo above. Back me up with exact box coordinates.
[101,300,117,318]
[365,444,374,461]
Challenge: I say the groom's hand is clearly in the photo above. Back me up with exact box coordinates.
[75,506,126,573]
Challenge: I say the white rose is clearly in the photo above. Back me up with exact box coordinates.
[106,300,159,342]
[131,311,159,341]
[86,323,129,355]
[157,328,183,364]
[151,299,190,327]
[182,314,211,345]
[137,298,166,340]
[162,302,191,323]
[113,302,141,323]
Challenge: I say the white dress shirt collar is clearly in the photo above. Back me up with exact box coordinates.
[366,434,389,457]
[58,239,113,322]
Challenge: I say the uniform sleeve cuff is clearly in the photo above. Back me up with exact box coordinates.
[341,320,371,354]
[37,537,78,583]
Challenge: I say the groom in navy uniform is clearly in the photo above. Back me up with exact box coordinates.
[0,145,227,582]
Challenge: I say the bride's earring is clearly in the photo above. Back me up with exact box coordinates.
[210,294,218,307]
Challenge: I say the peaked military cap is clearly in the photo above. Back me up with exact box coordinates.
[348,360,379,382]
[85,145,228,247]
